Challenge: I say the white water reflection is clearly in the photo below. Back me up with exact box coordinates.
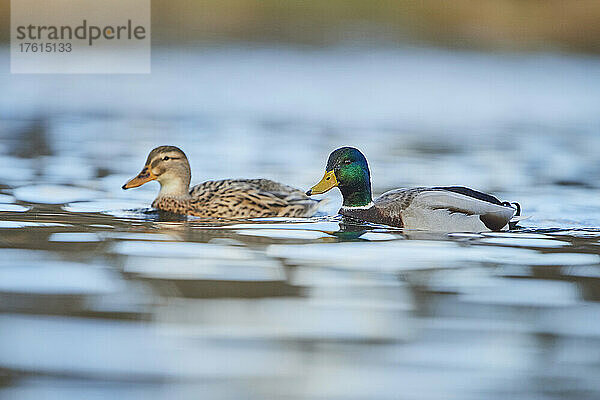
[0,203,29,212]
[13,185,104,204]
[0,261,121,295]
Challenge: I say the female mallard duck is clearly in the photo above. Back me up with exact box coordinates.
[122,145,323,218]
[306,147,520,232]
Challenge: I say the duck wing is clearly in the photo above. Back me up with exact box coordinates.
[374,187,517,231]
[188,179,323,218]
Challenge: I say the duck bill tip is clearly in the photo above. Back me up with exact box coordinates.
[308,170,337,195]
[122,168,156,189]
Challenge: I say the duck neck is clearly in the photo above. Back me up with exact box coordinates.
[156,171,191,200]
[339,178,373,208]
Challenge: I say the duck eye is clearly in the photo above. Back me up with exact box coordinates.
[162,156,170,161]
[343,159,353,165]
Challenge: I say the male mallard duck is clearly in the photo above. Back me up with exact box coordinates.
[306,147,520,232]
[122,145,323,218]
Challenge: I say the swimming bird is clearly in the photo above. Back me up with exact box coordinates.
[306,147,520,232]
[122,145,323,218]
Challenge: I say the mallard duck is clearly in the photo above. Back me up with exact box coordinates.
[122,145,323,218]
[306,147,520,232]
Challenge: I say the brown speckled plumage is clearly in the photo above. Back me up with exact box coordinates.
[154,178,321,218]
[124,146,323,218]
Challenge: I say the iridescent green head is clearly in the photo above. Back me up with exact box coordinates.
[306,147,373,207]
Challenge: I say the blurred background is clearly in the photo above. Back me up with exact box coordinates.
[2,1,600,400]
[2,0,600,51]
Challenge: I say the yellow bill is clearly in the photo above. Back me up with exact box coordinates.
[122,166,157,189]
[307,170,338,195]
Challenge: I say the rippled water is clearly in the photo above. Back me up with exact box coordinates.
[2,46,600,399]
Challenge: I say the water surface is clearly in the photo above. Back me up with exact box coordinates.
[1,46,600,400]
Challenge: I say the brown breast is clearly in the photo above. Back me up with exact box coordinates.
[339,206,403,228]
